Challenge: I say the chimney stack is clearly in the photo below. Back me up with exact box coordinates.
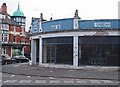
[1,3,7,13]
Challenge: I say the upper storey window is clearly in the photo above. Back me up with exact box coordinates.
[2,24,9,30]
[0,14,5,19]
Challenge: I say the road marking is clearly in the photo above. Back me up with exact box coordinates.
[49,71,54,72]
[102,80,113,83]
[4,80,17,83]
[90,80,101,83]
[35,80,46,84]
[75,79,80,80]
[19,80,31,83]
[64,80,74,83]
[76,80,88,83]
[49,77,54,79]
[10,75,15,77]
[50,80,60,84]
[69,70,75,72]
[27,76,30,78]
[13,65,20,67]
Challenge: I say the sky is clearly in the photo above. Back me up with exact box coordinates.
[0,0,120,31]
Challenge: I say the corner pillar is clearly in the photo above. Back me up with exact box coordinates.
[39,37,42,65]
[31,39,36,65]
[73,36,79,67]
[22,47,24,56]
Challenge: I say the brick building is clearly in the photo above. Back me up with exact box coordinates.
[0,3,30,57]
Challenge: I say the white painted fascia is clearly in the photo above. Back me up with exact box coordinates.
[9,31,20,35]
[30,30,119,39]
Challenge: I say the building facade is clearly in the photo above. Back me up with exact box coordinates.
[0,3,30,57]
[30,10,119,67]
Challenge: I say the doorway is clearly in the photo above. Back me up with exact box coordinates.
[46,45,56,63]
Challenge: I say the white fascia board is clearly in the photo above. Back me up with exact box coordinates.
[9,31,20,35]
[31,30,119,39]
[40,31,96,38]
[108,31,119,36]
[31,36,39,39]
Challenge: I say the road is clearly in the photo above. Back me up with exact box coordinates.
[1,63,119,86]
[1,72,118,85]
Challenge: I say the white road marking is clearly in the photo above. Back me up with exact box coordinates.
[64,80,74,83]
[69,70,75,72]
[75,79,80,80]
[4,80,17,83]
[10,75,15,77]
[90,80,101,83]
[102,80,113,83]
[49,71,54,72]
[19,80,31,83]
[35,80,46,84]
[76,80,88,83]
[13,65,20,67]
[50,80,60,84]
[27,76,30,78]
[49,77,54,79]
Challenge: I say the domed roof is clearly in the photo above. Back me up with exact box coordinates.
[13,3,24,17]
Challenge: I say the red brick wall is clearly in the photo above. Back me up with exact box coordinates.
[16,35,19,43]
[1,3,7,14]
[16,27,22,32]
[8,47,11,57]
[24,45,30,55]
[9,34,13,43]
[9,26,14,31]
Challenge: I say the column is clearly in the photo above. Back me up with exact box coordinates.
[73,10,80,29]
[31,39,36,65]
[73,18,79,29]
[73,36,79,67]
[22,47,24,56]
[39,37,42,65]
[11,47,12,57]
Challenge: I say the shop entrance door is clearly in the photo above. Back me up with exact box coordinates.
[46,45,56,63]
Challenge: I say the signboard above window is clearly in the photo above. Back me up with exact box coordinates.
[94,22,111,28]
[31,18,39,33]
[78,19,119,29]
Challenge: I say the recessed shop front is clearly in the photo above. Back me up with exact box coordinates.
[79,36,119,66]
[43,37,73,65]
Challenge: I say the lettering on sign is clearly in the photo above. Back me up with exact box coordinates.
[32,20,39,32]
[51,25,61,30]
[94,22,111,28]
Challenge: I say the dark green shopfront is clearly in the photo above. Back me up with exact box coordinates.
[41,36,119,66]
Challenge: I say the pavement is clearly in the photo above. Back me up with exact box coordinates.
[2,63,119,81]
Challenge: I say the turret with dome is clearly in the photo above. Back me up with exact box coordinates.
[11,2,26,27]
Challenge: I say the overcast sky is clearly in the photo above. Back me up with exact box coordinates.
[0,0,120,31]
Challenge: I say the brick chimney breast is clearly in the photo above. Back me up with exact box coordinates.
[1,3,7,13]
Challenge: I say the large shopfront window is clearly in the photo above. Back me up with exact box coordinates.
[43,37,73,64]
[79,36,119,66]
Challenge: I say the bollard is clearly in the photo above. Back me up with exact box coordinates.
[29,60,32,65]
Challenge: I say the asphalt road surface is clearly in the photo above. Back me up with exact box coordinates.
[1,63,119,86]
[2,72,118,85]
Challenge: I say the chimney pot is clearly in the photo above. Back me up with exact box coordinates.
[1,3,7,13]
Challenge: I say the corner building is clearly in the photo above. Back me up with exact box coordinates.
[0,3,29,57]
[30,10,119,67]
